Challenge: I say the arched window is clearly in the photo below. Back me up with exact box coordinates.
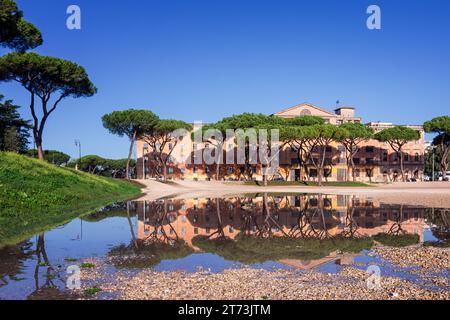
[300,109,312,116]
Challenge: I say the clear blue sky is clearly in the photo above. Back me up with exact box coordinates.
[1,0,449,159]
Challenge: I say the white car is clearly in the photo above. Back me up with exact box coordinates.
[438,172,450,181]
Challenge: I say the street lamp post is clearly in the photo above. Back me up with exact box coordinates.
[75,140,82,171]
[143,144,149,180]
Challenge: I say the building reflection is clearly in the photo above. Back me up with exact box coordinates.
[136,194,426,248]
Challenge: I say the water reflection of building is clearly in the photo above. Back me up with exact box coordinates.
[136,195,426,248]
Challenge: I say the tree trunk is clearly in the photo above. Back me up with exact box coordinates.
[318,146,326,187]
[163,163,167,181]
[441,146,450,179]
[399,151,405,182]
[263,166,268,187]
[346,157,351,182]
[126,202,139,253]
[351,157,356,182]
[35,138,45,161]
[126,131,137,180]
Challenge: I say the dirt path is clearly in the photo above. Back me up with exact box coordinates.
[135,180,450,208]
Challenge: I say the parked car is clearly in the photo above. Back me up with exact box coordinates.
[437,172,450,181]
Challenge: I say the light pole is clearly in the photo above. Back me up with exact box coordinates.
[75,140,81,171]
[143,144,149,180]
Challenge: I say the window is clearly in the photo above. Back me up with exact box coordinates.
[393,153,398,161]
[404,153,409,162]
[193,166,198,174]
[414,153,420,162]
[325,146,333,153]
[366,146,374,153]
[354,158,360,165]
[300,109,312,116]
[168,167,174,174]
[382,151,388,162]
[169,143,173,150]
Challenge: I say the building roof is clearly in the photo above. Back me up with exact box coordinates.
[273,102,336,117]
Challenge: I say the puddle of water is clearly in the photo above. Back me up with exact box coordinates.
[0,194,448,299]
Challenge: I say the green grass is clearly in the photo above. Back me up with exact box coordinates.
[372,233,420,247]
[0,152,142,247]
[84,287,102,296]
[244,181,371,187]
[80,262,95,269]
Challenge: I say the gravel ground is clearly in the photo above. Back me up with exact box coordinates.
[77,250,450,301]
[371,246,450,271]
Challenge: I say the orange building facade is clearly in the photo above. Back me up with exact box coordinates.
[136,103,425,182]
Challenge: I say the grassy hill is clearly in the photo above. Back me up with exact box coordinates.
[0,152,142,246]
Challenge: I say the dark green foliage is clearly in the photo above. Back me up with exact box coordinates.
[0,52,97,99]
[283,115,324,126]
[102,109,159,179]
[374,126,419,145]
[0,0,43,51]
[424,116,450,177]
[26,149,70,166]
[375,126,420,181]
[0,95,30,153]
[67,155,136,178]
[102,109,159,140]
[372,233,420,247]
[192,234,373,264]
[108,240,193,269]
[0,52,97,160]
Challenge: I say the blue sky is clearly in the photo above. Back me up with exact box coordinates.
[1,0,449,159]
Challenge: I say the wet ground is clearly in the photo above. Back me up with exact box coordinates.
[0,193,448,300]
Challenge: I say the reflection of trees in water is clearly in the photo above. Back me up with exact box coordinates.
[139,200,180,246]
[0,241,34,288]
[136,195,429,263]
[387,205,406,236]
[426,208,450,246]
[1,234,70,299]
[108,201,192,269]
[29,233,71,299]
[146,194,425,242]
[81,202,128,222]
